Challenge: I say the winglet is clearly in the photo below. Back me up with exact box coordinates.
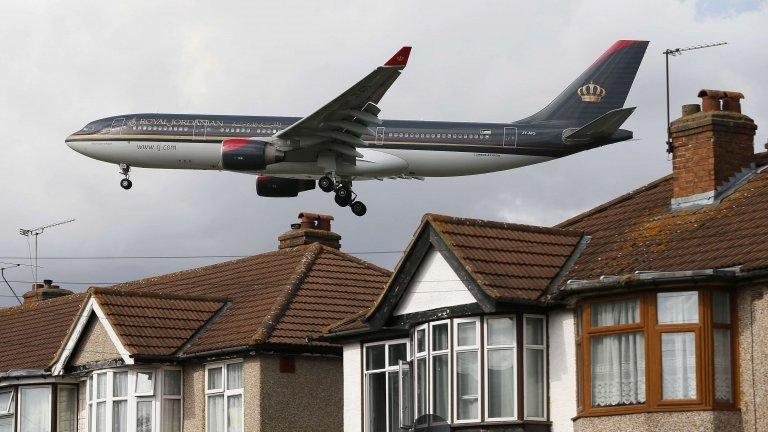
[384,46,412,67]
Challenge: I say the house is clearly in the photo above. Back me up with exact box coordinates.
[0,212,391,432]
[324,90,768,432]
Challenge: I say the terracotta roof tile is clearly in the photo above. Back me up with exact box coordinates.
[557,162,768,283]
[0,294,87,372]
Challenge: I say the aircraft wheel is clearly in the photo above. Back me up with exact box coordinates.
[334,186,352,206]
[318,176,335,193]
[350,201,367,216]
[120,179,133,190]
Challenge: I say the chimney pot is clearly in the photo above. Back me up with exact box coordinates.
[682,104,701,117]
[721,91,744,114]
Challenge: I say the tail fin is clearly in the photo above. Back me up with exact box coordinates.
[523,40,649,124]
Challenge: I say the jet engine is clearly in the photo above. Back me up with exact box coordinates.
[256,176,316,197]
[221,139,284,171]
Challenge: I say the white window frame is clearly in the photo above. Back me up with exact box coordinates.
[0,388,14,431]
[18,385,52,432]
[428,320,451,424]
[484,315,517,422]
[453,317,481,424]
[85,368,185,432]
[523,314,547,421]
[362,339,410,432]
[413,324,428,425]
[204,360,243,432]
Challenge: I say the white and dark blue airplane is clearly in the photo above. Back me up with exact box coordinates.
[67,40,648,216]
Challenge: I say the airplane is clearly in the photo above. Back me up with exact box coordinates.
[66,40,649,216]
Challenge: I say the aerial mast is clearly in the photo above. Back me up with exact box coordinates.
[663,41,727,155]
[19,218,75,284]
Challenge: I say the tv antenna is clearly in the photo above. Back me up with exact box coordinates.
[19,219,75,283]
[663,41,728,155]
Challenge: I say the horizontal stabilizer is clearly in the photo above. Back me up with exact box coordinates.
[562,107,636,143]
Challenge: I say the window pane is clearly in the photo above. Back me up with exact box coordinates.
[432,354,449,422]
[207,367,223,390]
[19,387,51,432]
[387,371,400,432]
[399,362,412,429]
[95,402,105,432]
[207,395,224,432]
[0,417,12,432]
[661,332,697,400]
[112,400,127,432]
[227,395,243,432]
[366,345,386,371]
[415,358,427,425]
[387,343,407,367]
[591,299,640,327]
[57,386,77,432]
[457,321,477,347]
[488,348,515,419]
[135,372,154,394]
[113,371,128,397]
[432,323,449,351]
[525,349,545,418]
[416,328,426,353]
[456,351,479,420]
[162,399,181,432]
[525,317,544,346]
[96,373,107,399]
[713,291,731,324]
[591,332,646,406]
[163,370,182,396]
[366,372,386,432]
[136,401,153,432]
[0,392,11,414]
[714,329,733,402]
[227,363,243,390]
[658,291,699,324]
[488,317,515,346]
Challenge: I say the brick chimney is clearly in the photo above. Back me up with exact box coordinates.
[669,89,757,209]
[22,279,73,305]
[278,212,341,250]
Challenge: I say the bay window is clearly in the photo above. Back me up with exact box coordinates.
[413,326,427,427]
[524,315,546,420]
[205,361,243,432]
[485,316,516,421]
[19,386,51,432]
[0,389,14,432]
[87,368,182,432]
[363,340,409,432]
[578,288,738,414]
[429,321,450,423]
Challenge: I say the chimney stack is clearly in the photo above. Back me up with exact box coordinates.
[669,89,757,209]
[22,279,74,305]
[278,212,341,250]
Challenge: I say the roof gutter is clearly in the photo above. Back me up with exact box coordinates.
[556,268,741,300]
[0,369,50,379]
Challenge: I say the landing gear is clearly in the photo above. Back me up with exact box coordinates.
[119,164,132,190]
[120,178,133,190]
[322,174,367,216]
[318,176,335,193]
[350,201,367,217]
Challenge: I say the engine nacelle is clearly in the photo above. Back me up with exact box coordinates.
[221,139,284,171]
[256,176,315,197]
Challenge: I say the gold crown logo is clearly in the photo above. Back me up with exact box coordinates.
[577,81,606,103]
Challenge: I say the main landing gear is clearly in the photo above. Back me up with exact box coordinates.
[119,164,132,190]
[319,175,367,217]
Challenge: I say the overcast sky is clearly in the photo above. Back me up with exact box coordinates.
[0,0,766,305]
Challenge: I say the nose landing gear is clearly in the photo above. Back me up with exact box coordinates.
[119,164,132,190]
[319,174,367,217]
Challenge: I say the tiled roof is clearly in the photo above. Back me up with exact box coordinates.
[92,289,227,357]
[0,294,87,372]
[109,242,390,354]
[556,158,768,282]
[426,214,584,301]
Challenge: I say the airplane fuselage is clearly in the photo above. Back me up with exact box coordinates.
[66,113,631,180]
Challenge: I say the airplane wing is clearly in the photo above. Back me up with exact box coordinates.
[275,46,412,157]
